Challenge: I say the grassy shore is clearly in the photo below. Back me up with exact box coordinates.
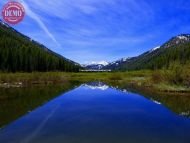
[0,70,190,95]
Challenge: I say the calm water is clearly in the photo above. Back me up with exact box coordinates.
[0,82,190,143]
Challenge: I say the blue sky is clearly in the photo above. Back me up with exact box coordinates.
[1,0,190,64]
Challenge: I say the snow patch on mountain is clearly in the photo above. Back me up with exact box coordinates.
[121,57,131,62]
[177,35,188,40]
[149,46,160,53]
[84,61,108,66]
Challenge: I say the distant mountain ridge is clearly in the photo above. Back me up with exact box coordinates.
[83,61,108,70]
[101,34,190,71]
[0,20,81,72]
[162,34,190,49]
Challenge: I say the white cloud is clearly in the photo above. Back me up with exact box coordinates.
[20,0,60,46]
[20,0,154,45]
[62,34,154,47]
[25,0,153,22]
[27,0,117,19]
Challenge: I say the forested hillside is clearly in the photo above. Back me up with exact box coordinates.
[0,21,81,72]
[118,42,190,70]
[104,34,190,71]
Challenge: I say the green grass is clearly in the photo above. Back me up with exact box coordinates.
[0,69,189,94]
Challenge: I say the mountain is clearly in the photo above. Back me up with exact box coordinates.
[149,46,161,53]
[102,58,131,70]
[84,64,105,70]
[83,61,108,70]
[0,20,81,72]
[104,34,190,71]
[162,34,190,48]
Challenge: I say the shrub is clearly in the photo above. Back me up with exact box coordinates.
[151,71,164,83]
[163,62,187,85]
[109,73,122,81]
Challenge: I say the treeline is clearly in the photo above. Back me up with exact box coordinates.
[119,42,190,71]
[0,23,80,72]
[140,43,190,70]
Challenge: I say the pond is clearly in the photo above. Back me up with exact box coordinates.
[0,82,190,143]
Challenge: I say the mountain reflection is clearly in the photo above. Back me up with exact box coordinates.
[83,82,109,90]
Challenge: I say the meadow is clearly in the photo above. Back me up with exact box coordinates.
[0,66,190,95]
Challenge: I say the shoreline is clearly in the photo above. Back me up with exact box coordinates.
[0,71,190,95]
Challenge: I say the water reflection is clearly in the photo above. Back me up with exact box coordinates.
[0,82,190,143]
[0,83,80,127]
[112,84,190,118]
[150,98,162,105]
[83,82,109,90]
